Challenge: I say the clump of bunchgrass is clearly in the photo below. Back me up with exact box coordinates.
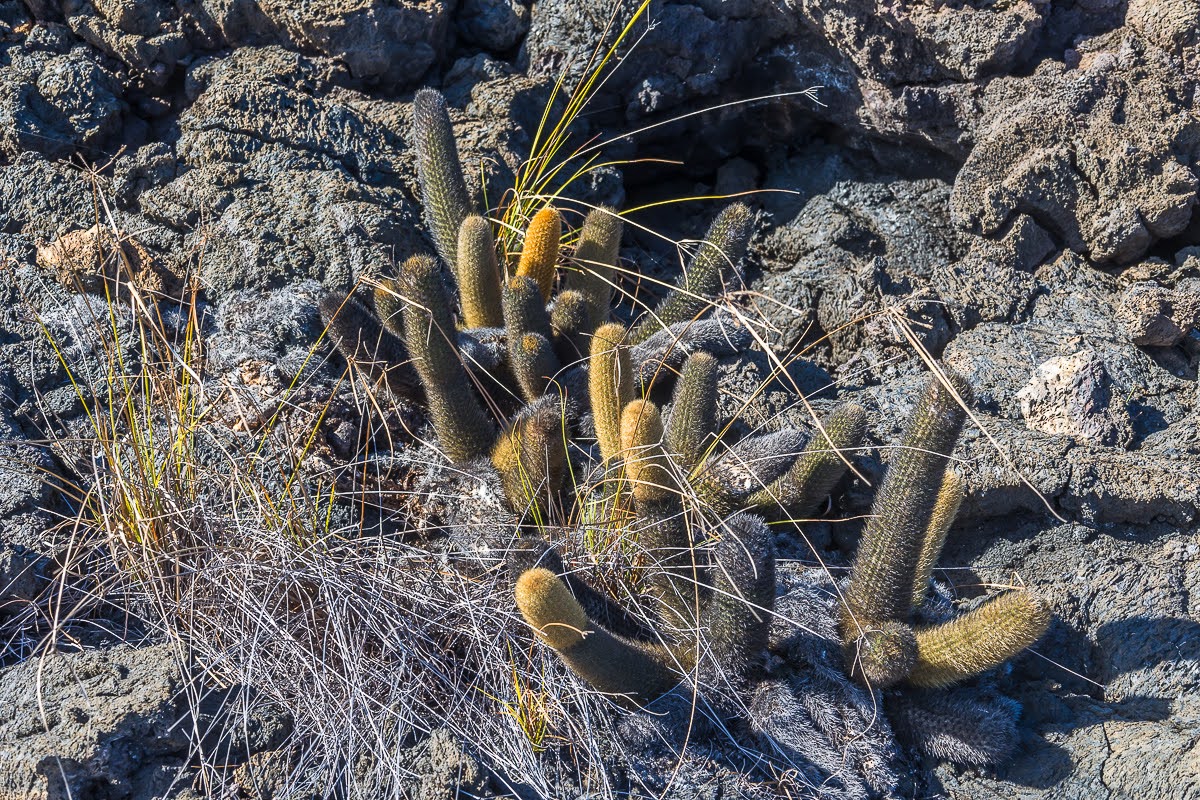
[18,190,636,798]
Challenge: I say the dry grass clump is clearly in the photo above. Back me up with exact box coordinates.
[27,244,642,797]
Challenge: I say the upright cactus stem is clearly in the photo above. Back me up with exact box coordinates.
[619,399,677,506]
[666,352,718,476]
[457,215,503,329]
[911,469,965,610]
[413,89,472,273]
[517,206,562,301]
[700,513,776,694]
[620,398,695,627]
[549,290,590,362]
[567,206,623,330]
[589,323,634,464]
[632,202,753,344]
[511,332,558,403]
[503,275,553,342]
[842,372,972,628]
[491,396,567,517]
[372,279,407,336]
[399,254,496,464]
[504,275,556,402]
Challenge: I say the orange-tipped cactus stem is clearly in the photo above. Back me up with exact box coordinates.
[619,399,678,506]
[516,206,562,301]
[621,398,695,628]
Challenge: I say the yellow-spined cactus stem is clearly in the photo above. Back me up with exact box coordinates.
[911,469,965,610]
[589,323,633,464]
[515,568,678,700]
[619,399,677,506]
[908,591,1051,689]
[457,215,503,328]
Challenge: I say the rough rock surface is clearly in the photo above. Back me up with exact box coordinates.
[949,33,1199,267]
[755,6,1199,268]
[0,405,55,621]
[1119,279,1200,347]
[54,0,453,89]
[0,645,188,800]
[523,0,795,119]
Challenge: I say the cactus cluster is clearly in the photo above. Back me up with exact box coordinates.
[317,87,1052,785]
[840,374,1051,693]
[836,373,1052,765]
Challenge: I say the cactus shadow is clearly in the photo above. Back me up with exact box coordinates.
[921,736,1077,792]
[1093,615,1200,693]
[935,615,1185,791]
